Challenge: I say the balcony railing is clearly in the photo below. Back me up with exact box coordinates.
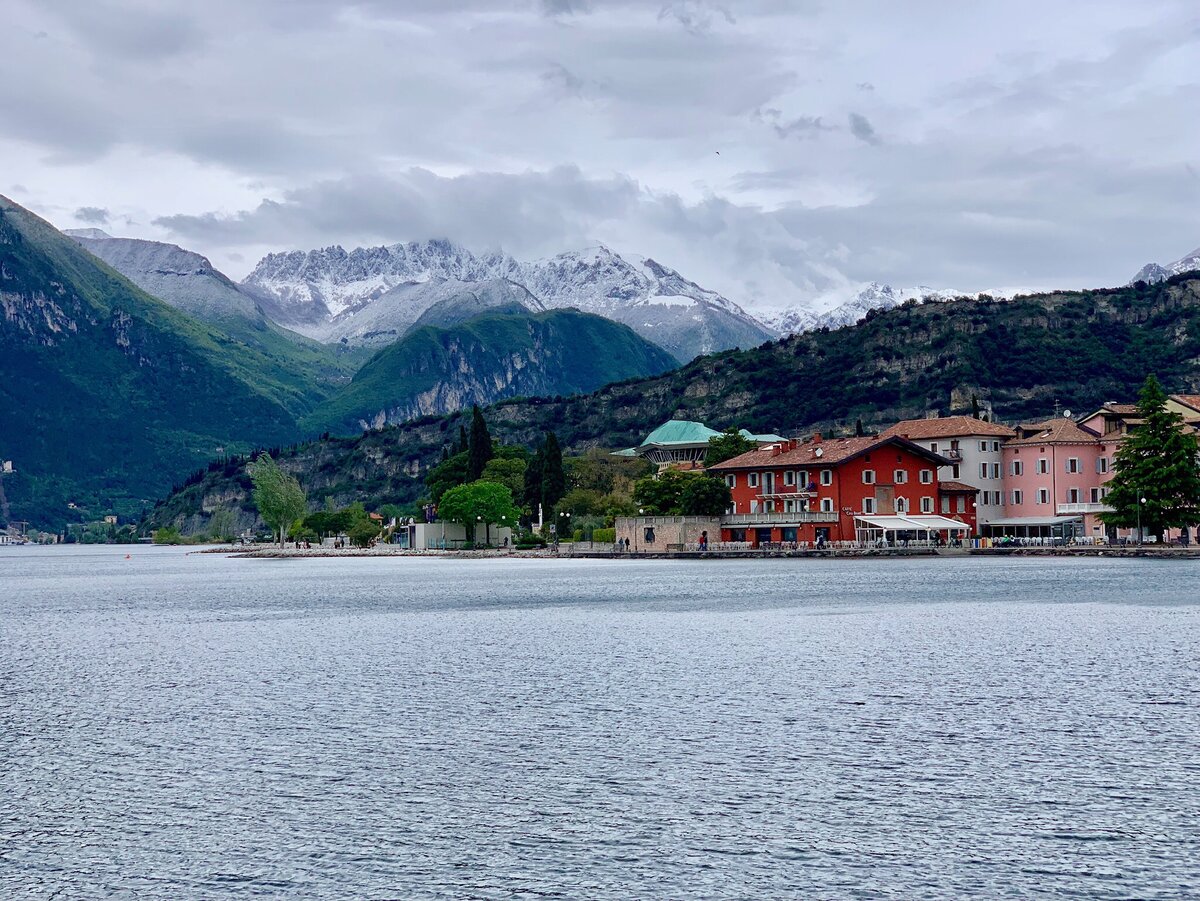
[1056,503,1113,515]
[944,449,963,461]
[722,512,840,525]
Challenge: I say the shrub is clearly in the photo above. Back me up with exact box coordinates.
[592,527,616,544]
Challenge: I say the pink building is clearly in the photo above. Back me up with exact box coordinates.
[994,417,1115,540]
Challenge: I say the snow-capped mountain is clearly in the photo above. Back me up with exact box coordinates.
[67,230,268,325]
[764,283,962,336]
[1130,246,1200,284]
[243,241,775,362]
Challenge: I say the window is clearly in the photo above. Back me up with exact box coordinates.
[797,470,810,489]
[1037,488,1049,505]
[820,469,832,486]
[862,497,876,514]
[992,462,1001,479]
[1066,457,1081,473]
[1068,488,1080,504]
[1097,457,1109,474]
[862,469,876,485]
[951,464,961,479]
[979,462,989,480]
[725,474,736,488]
[1011,489,1023,505]
[894,469,908,484]
[750,500,759,513]
[784,470,795,486]
[820,497,834,512]
[894,497,908,513]
[1012,461,1023,476]
[956,496,966,513]
[748,473,759,488]
[920,497,934,513]
[930,442,938,453]
[979,440,988,452]
[940,497,950,514]
[762,473,775,494]
[992,441,1001,452]
[919,469,933,484]
[1037,458,1049,474]
[1090,488,1100,503]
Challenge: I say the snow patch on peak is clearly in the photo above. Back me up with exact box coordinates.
[1129,245,1200,285]
[64,227,113,240]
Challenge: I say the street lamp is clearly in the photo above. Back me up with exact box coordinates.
[1137,496,1146,546]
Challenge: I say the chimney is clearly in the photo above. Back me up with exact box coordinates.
[925,410,939,420]
[812,432,822,443]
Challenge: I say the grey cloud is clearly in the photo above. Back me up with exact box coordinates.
[74,206,109,224]
[847,112,880,145]
[542,63,587,98]
[755,108,833,140]
[658,1,736,36]
[541,0,591,15]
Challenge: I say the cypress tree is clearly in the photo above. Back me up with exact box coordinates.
[454,424,469,456]
[855,417,865,437]
[1101,374,1200,540]
[524,444,545,510]
[467,405,493,482]
[541,431,566,512]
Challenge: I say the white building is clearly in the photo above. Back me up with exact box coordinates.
[880,415,1016,530]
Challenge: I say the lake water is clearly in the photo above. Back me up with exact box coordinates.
[2,547,1198,899]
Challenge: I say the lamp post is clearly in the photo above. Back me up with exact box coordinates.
[477,514,483,547]
[636,508,644,554]
[1137,496,1146,546]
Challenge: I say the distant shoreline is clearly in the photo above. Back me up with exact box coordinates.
[193,545,1200,561]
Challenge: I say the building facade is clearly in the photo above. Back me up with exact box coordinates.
[709,434,959,545]
[880,415,1014,529]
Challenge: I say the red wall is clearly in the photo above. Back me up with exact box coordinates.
[721,443,949,544]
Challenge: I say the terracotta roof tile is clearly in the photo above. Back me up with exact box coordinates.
[1008,418,1101,445]
[938,481,979,492]
[879,415,1015,440]
[709,435,947,470]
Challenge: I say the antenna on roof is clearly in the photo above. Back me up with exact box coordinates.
[814,447,824,457]
[1063,410,1072,419]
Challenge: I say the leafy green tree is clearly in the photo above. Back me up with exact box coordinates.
[348,518,382,548]
[704,428,756,467]
[480,456,527,500]
[467,405,494,481]
[437,481,522,544]
[426,451,469,503]
[558,487,604,516]
[248,453,307,546]
[207,507,236,542]
[1101,374,1200,540]
[679,474,733,516]
[152,525,183,545]
[634,470,731,516]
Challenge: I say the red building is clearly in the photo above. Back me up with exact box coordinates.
[708,434,960,545]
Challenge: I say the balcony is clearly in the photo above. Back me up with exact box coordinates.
[1056,503,1113,515]
[722,511,840,526]
[944,449,963,461]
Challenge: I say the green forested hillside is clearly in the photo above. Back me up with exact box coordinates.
[148,273,1200,533]
[0,196,319,528]
[301,308,679,435]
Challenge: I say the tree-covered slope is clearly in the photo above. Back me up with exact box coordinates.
[300,308,679,434]
[149,274,1200,533]
[0,195,308,528]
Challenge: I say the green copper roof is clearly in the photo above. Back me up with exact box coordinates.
[639,419,723,447]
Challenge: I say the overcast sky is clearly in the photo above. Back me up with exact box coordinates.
[4,0,1198,311]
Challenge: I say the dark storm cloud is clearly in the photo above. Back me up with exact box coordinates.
[74,206,109,224]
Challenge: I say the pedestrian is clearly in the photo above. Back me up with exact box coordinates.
[699,530,708,553]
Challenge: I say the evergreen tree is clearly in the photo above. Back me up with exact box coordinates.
[541,431,566,513]
[971,395,981,419]
[1100,374,1200,540]
[523,444,545,512]
[467,405,493,481]
[855,418,866,437]
[704,427,756,467]
[453,424,469,456]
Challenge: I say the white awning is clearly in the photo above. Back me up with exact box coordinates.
[986,516,1081,526]
[854,515,971,532]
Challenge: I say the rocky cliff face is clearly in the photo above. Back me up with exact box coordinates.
[243,240,775,362]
